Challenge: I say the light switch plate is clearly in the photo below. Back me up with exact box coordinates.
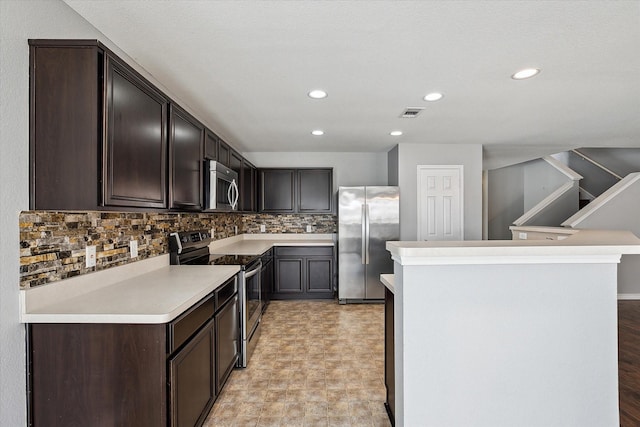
[260,225,266,233]
[518,232,527,240]
[129,240,138,258]
[306,225,312,233]
[85,245,96,268]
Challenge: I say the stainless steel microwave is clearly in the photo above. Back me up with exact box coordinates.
[205,160,239,211]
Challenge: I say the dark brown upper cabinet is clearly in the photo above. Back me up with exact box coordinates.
[169,105,204,210]
[241,159,257,212]
[217,139,231,167]
[29,40,169,210]
[204,130,218,161]
[29,40,102,210]
[104,54,168,209]
[259,168,333,214]
[259,169,296,213]
[298,169,333,213]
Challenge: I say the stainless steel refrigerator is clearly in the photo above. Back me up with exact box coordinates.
[338,186,400,302]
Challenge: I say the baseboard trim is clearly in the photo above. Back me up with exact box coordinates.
[618,293,640,300]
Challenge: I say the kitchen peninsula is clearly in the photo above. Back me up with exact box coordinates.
[384,230,640,427]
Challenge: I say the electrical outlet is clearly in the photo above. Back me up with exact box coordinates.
[518,232,527,240]
[234,225,238,235]
[85,245,96,268]
[306,225,312,233]
[260,224,266,233]
[129,240,138,258]
[210,228,215,239]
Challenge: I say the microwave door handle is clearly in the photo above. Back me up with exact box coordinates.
[231,179,239,210]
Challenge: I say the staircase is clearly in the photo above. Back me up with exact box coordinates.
[509,148,637,231]
[499,147,640,298]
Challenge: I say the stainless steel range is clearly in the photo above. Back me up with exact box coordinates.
[169,230,262,368]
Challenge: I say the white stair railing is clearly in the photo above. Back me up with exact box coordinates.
[562,172,640,230]
[513,181,578,226]
[512,157,582,227]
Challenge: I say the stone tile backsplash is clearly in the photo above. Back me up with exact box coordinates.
[19,211,336,288]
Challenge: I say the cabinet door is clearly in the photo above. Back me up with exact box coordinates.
[242,159,257,212]
[217,140,231,166]
[104,55,168,208]
[298,169,333,213]
[260,169,296,213]
[274,257,304,295]
[306,256,333,294]
[29,43,100,210]
[169,319,215,427]
[204,130,218,160]
[215,294,239,393]
[169,105,203,210]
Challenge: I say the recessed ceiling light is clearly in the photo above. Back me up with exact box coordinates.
[423,92,443,102]
[308,89,327,99]
[311,130,324,136]
[390,131,403,136]
[511,68,541,80]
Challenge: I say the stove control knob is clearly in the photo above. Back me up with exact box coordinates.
[181,236,189,244]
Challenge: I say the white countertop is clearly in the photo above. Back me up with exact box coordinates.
[21,263,239,324]
[380,274,395,294]
[209,233,335,255]
[387,229,640,265]
[20,233,334,324]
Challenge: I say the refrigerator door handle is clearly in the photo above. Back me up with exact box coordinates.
[361,204,367,264]
[364,203,370,264]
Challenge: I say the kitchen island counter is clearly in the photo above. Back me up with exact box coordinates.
[387,229,640,427]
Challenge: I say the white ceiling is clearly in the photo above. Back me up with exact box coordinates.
[63,0,640,169]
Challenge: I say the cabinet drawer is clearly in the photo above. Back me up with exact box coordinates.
[215,276,237,311]
[275,246,333,257]
[169,293,214,354]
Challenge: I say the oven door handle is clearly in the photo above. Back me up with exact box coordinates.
[244,261,262,278]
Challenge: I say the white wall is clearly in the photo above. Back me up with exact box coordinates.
[242,151,388,191]
[578,147,640,177]
[523,159,574,211]
[487,163,525,239]
[394,143,483,240]
[0,1,205,424]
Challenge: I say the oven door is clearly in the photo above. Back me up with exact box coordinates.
[241,260,262,367]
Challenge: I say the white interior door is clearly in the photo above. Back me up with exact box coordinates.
[417,165,464,240]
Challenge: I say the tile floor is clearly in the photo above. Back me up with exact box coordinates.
[204,300,392,427]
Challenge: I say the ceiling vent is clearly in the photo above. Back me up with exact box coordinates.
[400,107,425,118]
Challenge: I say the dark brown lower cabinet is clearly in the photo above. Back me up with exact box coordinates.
[273,246,334,299]
[29,323,168,427]
[215,294,239,393]
[384,287,395,426]
[170,319,215,427]
[28,285,240,427]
